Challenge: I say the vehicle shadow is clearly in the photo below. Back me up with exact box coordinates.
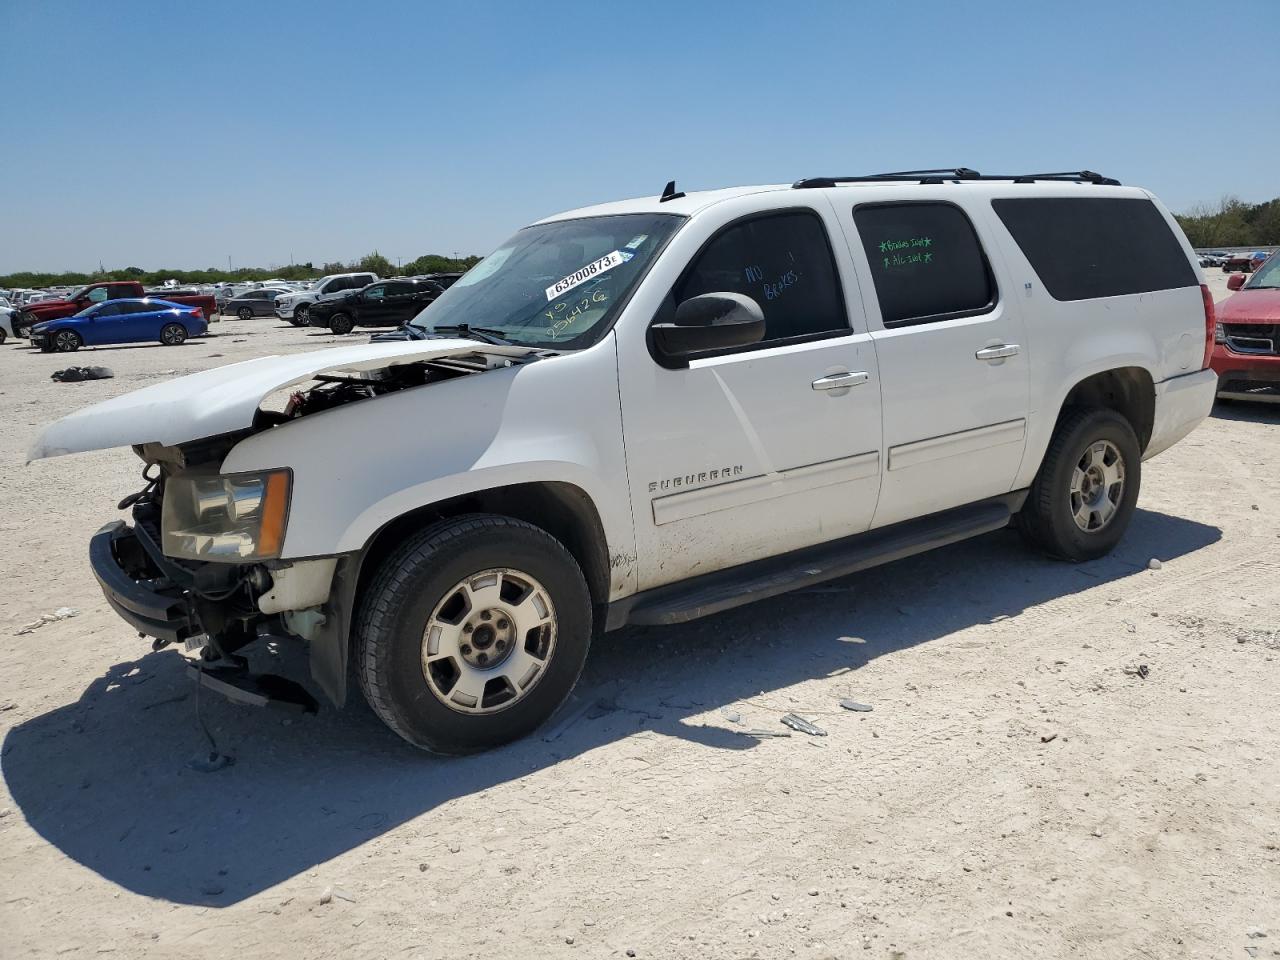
[1,507,1220,907]
[1211,398,1280,423]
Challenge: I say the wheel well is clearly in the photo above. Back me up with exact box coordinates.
[1060,367,1155,451]
[354,482,612,611]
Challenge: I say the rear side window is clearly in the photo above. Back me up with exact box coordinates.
[674,210,848,345]
[992,197,1196,301]
[853,202,995,326]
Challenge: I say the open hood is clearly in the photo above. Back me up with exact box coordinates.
[30,339,538,461]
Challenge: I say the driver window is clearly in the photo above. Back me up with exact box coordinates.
[673,211,849,345]
[87,287,109,303]
[364,285,386,300]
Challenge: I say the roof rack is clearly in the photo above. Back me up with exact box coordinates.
[792,169,1120,189]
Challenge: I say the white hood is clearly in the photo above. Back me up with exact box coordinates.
[29,339,536,461]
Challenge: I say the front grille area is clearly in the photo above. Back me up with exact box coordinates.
[1224,323,1279,356]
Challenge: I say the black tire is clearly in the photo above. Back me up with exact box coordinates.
[0,328,6,345]
[160,323,187,346]
[53,329,82,353]
[1017,406,1141,561]
[356,514,592,754]
[291,303,309,326]
[237,307,253,321]
[329,312,354,335]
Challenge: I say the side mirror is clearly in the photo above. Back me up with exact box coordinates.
[1227,274,1246,291]
[651,292,765,366]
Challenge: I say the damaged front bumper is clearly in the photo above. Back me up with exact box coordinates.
[91,520,196,644]
[89,511,359,707]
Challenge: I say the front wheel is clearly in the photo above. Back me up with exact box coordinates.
[160,323,187,346]
[355,515,593,754]
[237,307,253,321]
[1017,407,1141,561]
[53,329,82,352]
[328,312,354,335]
[291,304,309,327]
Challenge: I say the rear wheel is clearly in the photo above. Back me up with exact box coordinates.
[53,329,82,352]
[237,307,253,321]
[356,515,592,754]
[329,312,354,335]
[160,323,187,346]
[1017,407,1141,561]
[291,303,309,327]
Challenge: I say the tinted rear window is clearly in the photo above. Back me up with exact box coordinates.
[992,197,1196,301]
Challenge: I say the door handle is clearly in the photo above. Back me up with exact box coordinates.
[975,344,1020,361]
[811,371,869,391]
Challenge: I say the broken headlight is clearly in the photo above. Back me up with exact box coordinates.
[162,469,291,562]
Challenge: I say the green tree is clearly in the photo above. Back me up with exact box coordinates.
[358,251,394,276]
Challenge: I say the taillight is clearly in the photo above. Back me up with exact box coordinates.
[1200,283,1215,370]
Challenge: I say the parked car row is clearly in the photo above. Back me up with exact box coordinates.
[1194,250,1274,272]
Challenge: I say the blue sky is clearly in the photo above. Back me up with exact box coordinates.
[1,0,1276,273]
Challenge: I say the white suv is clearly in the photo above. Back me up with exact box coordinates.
[274,272,379,325]
[35,170,1217,754]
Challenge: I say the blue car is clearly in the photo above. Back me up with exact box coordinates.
[29,298,207,353]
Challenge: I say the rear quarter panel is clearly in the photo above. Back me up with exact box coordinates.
[981,188,1206,489]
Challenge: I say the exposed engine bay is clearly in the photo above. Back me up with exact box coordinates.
[264,349,534,424]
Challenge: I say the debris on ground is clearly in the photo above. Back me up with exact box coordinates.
[319,887,333,905]
[187,751,234,773]
[720,708,743,724]
[50,366,113,382]
[741,729,792,738]
[1122,664,1151,680]
[780,714,827,736]
[14,607,79,635]
[1148,558,1163,570]
[839,698,873,712]
[1040,733,1058,744]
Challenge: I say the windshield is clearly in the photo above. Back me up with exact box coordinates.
[1244,254,1280,289]
[409,213,683,349]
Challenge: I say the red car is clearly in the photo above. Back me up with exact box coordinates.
[1212,251,1280,402]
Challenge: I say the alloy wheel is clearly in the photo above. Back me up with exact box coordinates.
[1069,440,1125,532]
[420,568,558,714]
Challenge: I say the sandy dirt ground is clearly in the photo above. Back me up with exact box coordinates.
[1,278,1278,960]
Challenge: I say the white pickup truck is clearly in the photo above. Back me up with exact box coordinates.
[34,170,1218,754]
[273,272,379,326]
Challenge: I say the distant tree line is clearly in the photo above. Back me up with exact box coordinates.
[0,250,482,290]
[1175,196,1280,249]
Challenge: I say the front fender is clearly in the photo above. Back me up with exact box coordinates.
[220,336,636,591]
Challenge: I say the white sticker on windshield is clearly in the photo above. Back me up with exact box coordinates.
[625,234,648,250]
[545,250,625,301]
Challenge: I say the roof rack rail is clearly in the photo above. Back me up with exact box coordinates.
[792,169,1120,189]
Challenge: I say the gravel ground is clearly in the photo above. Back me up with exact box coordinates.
[1,280,1278,959]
